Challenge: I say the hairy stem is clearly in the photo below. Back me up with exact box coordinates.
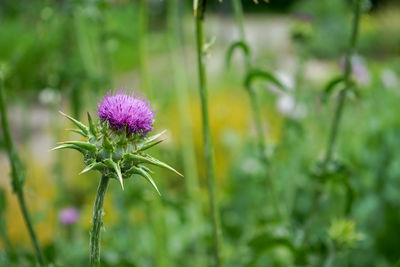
[195,1,223,266]
[324,0,361,165]
[0,69,46,265]
[90,175,110,266]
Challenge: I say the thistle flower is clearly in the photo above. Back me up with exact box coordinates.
[97,89,156,136]
[53,89,181,266]
[53,89,181,191]
[59,207,79,225]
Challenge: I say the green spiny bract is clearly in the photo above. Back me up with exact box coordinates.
[52,111,182,194]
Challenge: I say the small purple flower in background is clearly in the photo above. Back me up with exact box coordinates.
[340,54,371,86]
[97,89,156,136]
[59,207,79,225]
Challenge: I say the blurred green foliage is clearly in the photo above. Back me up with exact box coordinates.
[0,0,400,266]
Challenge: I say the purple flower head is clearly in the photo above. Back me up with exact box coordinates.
[97,89,156,136]
[59,207,79,225]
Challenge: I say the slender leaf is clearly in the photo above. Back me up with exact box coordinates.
[79,162,106,175]
[132,166,160,195]
[136,139,164,152]
[226,40,250,69]
[87,112,97,138]
[104,159,124,190]
[51,144,85,154]
[245,69,287,92]
[322,75,344,102]
[59,111,89,135]
[123,153,183,177]
[61,141,97,153]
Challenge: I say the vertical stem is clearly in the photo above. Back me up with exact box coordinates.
[232,0,282,218]
[137,2,169,265]
[90,175,110,267]
[248,86,268,164]
[98,14,111,87]
[138,0,152,96]
[304,0,362,244]
[323,0,361,165]
[0,69,46,265]
[167,0,202,262]
[232,0,251,69]
[195,1,223,266]
[231,0,266,163]
[167,0,201,210]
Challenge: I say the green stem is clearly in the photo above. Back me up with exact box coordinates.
[232,0,266,164]
[248,87,268,163]
[167,0,201,210]
[323,0,361,165]
[0,69,46,265]
[304,0,362,245]
[232,0,282,219]
[138,0,152,95]
[137,2,169,265]
[97,14,111,87]
[195,1,223,266]
[168,0,203,262]
[90,175,110,267]
[232,0,250,69]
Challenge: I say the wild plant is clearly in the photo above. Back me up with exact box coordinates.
[53,89,182,266]
[0,68,46,265]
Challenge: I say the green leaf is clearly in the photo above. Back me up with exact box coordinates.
[138,130,166,147]
[79,162,106,175]
[136,139,164,152]
[136,130,166,152]
[51,144,85,154]
[123,153,183,177]
[102,136,114,151]
[0,188,6,213]
[67,128,87,137]
[104,159,124,190]
[87,112,97,138]
[226,41,250,70]
[248,233,296,255]
[322,75,344,102]
[132,166,160,195]
[245,69,287,92]
[60,141,97,154]
[139,164,153,174]
[59,111,89,136]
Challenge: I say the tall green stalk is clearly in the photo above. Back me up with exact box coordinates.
[167,0,202,262]
[137,2,168,265]
[0,68,46,265]
[232,0,267,167]
[138,0,151,95]
[194,1,223,266]
[323,0,361,165]
[305,0,362,247]
[168,0,201,216]
[231,0,281,219]
[89,175,110,266]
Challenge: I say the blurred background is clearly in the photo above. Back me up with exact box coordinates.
[0,0,400,266]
